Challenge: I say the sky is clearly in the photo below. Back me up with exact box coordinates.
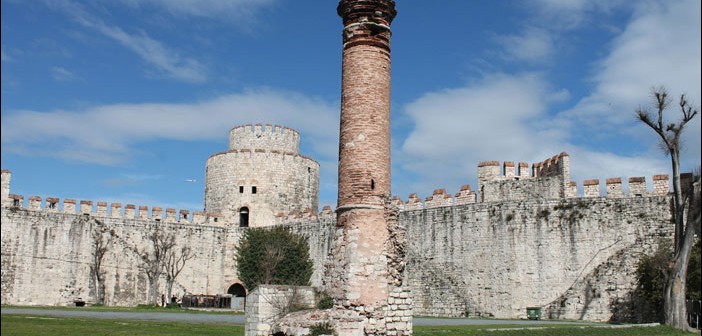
[1,0,700,214]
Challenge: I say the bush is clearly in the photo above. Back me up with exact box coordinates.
[625,239,702,323]
[687,239,701,300]
[317,293,334,309]
[309,322,334,336]
[634,244,672,322]
[234,226,313,291]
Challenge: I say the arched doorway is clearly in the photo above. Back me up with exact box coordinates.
[239,207,249,227]
[228,283,247,310]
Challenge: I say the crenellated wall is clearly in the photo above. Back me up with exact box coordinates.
[0,152,680,323]
[229,123,300,153]
[390,176,669,212]
[477,153,570,203]
[0,206,241,307]
[2,194,224,226]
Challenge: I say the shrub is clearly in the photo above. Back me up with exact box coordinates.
[687,239,701,300]
[317,293,334,309]
[234,226,313,291]
[309,322,334,336]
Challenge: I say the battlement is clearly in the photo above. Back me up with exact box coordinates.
[275,205,335,224]
[393,173,670,212]
[478,152,570,183]
[577,174,670,198]
[2,192,225,226]
[229,123,300,154]
[207,148,315,163]
[478,153,570,202]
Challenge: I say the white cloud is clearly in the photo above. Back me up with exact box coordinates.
[555,0,701,169]
[528,0,626,29]
[48,0,207,83]
[51,66,78,81]
[1,88,338,165]
[394,0,701,201]
[496,27,554,64]
[119,0,278,21]
[1,87,340,206]
[395,73,565,199]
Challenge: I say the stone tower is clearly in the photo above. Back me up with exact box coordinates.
[328,1,410,334]
[204,124,319,227]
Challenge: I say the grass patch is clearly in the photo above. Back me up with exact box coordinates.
[2,310,697,336]
[1,314,243,336]
[414,325,697,336]
[2,304,241,315]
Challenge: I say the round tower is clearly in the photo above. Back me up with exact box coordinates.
[328,0,401,333]
[204,124,319,227]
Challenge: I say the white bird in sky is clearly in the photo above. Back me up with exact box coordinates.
[185,179,197,183]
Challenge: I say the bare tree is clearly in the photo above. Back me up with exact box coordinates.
[163,245,195,303]
[636,86,701,331]
[89,219,112,305]
[138,226,176,306]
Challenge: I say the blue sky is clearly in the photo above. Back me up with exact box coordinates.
[2,0,700,213]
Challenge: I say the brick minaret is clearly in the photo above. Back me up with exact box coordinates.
[329,0,407,334]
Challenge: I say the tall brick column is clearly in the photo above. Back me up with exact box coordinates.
[328,1,410,335]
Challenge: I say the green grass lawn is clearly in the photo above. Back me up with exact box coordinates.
[2,313,698,336]
[2,304,242,315]
[414,324,697,336]
[1,314,243,336]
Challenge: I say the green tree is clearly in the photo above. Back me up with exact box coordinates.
[234,226,313,291]
[631,239,700,323]
[636,87,701,331]
[635,243,672,323]
[686,239,701,301]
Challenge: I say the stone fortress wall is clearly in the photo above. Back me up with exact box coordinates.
[205,123,320,227]
[0,149,676,322]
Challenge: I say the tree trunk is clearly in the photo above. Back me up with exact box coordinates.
[95,274,104,305]
[166,278,173,304]
[671,151,684,253]
[663,226,695,331]
[148,275,160,306]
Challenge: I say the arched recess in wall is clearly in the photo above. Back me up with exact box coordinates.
[239,207,249,227]
[227,283,247,297]
[228,283,247,310]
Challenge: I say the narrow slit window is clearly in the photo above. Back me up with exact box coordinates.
[252,186,257,194]
[239,186,244,193]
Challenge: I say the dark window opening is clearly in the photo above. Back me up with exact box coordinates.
[48,202,56,209]
[371,179,375,190]
[13,199,20,207]
[239,207,249,227]
[252,186,257,194]
[239,186,244,193]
